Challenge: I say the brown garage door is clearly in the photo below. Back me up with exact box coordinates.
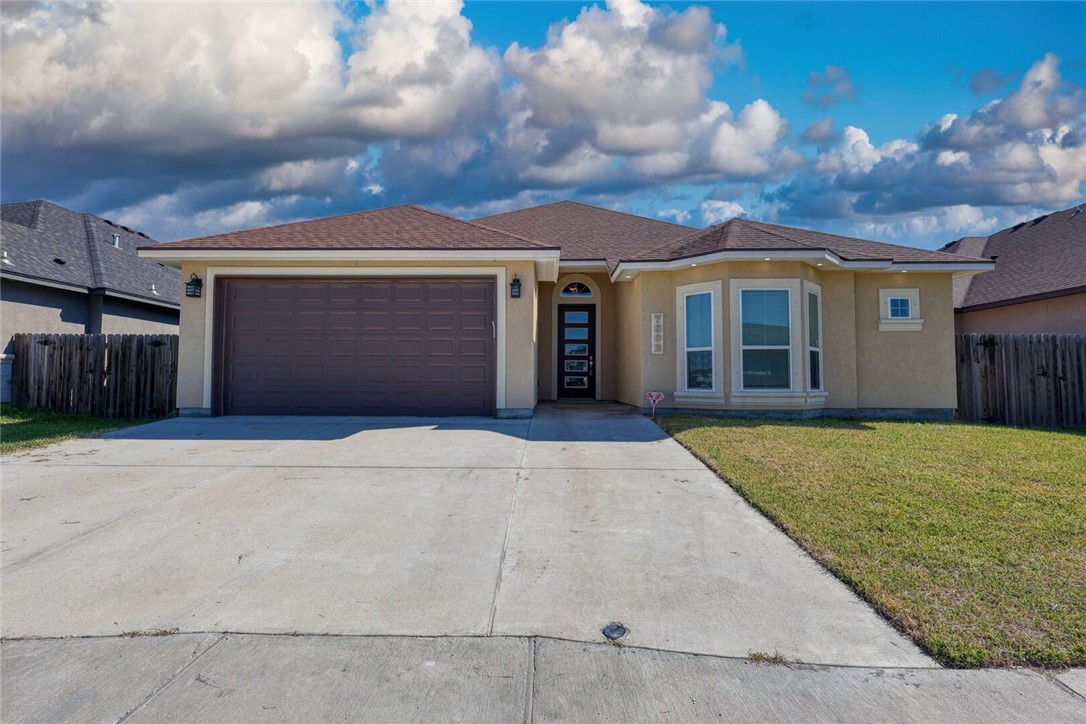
[216,277,496,416]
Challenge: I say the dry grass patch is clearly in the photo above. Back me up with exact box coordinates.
[659,415,1086,669]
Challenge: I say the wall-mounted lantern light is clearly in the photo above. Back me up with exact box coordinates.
[510,273,522,299]
[185,273,203,298]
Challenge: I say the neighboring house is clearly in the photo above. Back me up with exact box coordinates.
[940,205,1086,333]
[1,200,180,402]
[139,201,993,419]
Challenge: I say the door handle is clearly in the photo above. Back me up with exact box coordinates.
[589,356,594,373]
[492,320,496,339]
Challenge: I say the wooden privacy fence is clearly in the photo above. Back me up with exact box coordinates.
[11,334,179,419]
[956,334,1086,428]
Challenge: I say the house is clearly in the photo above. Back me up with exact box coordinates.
[138,201,993,419]
[940,205,1086,334]
[1,200,180,402]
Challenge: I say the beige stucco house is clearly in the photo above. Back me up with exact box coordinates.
[139,201,993,419]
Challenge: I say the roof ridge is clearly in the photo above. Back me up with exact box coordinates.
[82,213,107,289]
[161,204,419,245]
[634,219,726,260]
[403,204,556,249]
[30,200,45,231]
[560,200,696,230]
[735,218,850,253]
[481,199,695,231]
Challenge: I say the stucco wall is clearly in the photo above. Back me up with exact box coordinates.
[537,281,554,400]
[175,260,539,414]
[820,272,858,408]
[100,296,179,335]
[853,273,956,409]
[955,292,1086,334]
[614,276,642,407]
[0,278,90,354]
[618,263,958,413]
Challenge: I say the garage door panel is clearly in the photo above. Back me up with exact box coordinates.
[393,284,425,303]
[219,278,495,416]
[460,312,489,331]
[429,285,456,303]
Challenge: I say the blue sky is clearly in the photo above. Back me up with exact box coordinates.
[2,1,1084,247]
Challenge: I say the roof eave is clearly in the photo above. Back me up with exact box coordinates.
[138,247,563,282]
[610,250,995,281]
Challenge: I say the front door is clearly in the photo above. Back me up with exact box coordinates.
[557,304,595,398]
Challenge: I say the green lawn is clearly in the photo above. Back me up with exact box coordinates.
[658,415,1086,669]
[0,405,147,455]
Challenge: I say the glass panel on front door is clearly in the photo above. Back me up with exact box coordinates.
[557,304,595,399]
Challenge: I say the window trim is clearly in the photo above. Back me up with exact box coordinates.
[729,279,805,395]
[804,281,823,392]
[878,287,923,331]
[674,280,724,398]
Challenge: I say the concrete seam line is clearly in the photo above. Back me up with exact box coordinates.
[524,637,537,724]
[1048,675,1086,704]
[487,476,518,636]
[489,416,532,636]
[1,631,953,672]
[114,633,227,723]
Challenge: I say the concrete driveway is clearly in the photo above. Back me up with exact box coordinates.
[6,403,1086,722]
[2,403,927,667]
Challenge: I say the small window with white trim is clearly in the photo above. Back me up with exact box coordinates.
[888,297,911,319]
[879,288,923,331]
[741,289,791,390]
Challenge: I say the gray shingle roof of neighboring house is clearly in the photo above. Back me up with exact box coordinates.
[478,200,693,270]
[1,200,180,306]
[148,205,556,252]
[940,205,1086,311]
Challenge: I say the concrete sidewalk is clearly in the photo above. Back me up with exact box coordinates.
[2,634,1083,723]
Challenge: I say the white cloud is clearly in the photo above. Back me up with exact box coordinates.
[344,1,500,137]
[700,200,746,225]
[657,208,691,224]
[856,205,1000,241]
[500,0,794,185]
[257,158,358,196]
[1,1,499,149]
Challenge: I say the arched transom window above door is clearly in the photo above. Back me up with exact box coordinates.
[560,281,593,297]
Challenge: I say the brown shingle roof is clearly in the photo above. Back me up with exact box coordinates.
[941,205,1086,310]
[477,200,692,269]
[635,218,987,265]
[146,205,556,252]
